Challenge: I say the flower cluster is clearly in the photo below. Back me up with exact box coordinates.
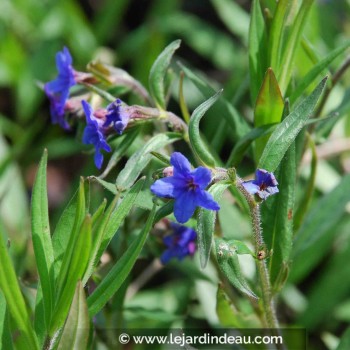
[45,47,76,130]
[161,223,197,264]
[151,152,220,223]
[81,99,130,169]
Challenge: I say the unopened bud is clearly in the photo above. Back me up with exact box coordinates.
[163,166,174,177]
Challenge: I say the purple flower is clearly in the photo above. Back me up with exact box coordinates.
[151,152,220,223]
[81,100,111,169]
[45,47,76,129]
[103,99,130,134]
[161,223,197,264]
[242,169,279,200]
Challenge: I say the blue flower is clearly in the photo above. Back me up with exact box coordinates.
[103,99,130,134]
[81,100,111,169]
[242,169,279,200]
[151,152,220,223]
[45,47,76,129]
[161,222,197,264]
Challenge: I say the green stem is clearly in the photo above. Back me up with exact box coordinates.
[236,179,279,329]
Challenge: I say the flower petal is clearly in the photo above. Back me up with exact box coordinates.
[195,189,220,211]
[150,177,183,198]
[255,168,278,187]
[94,149,104,169]
[192,167,212,189]
[170,152,192,177]
[173,191,197,223]
[160,249,173,264]
[242,181,260,195]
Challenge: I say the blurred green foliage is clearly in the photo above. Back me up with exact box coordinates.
[1,1,350,349]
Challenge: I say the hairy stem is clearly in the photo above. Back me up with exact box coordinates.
[236,178,279,329]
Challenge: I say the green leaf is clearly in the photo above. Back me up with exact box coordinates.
[189,91,222,168]
[56,178,86,294]
[259,77,327,172]
[216,286,250,328]
[215,238,258,299]
[254,68,284,161]
[268,0,294,72]
[262,143,295,290]
[100,128,139,179]
[57,282,90,350]
[211,0,249,45]
[50,215,92,335]
[291,40,350,103]
[226,124,276,167]
[84,178,145,284]
[225,240,255,256]
[293,135,317,231]
[149,39,181,109]
[154,201,174,224]
[116,133,181,190]
[0,291,5,341]
[297,231,350,329]
[31,149,55,329]
[336,328,350,350]
[87,205,157,316]
[197,183,230,268]
[290,174,350,283]
[179,63,250,141]
[52,189,78,273]
[278,0,315,92]
[0,234,39,349]
[249,0,268,103]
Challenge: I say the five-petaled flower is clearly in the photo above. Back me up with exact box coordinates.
[103,98,130,134]
[161,222,197,264]
[151,152,220,223]
[45,47,76,130]
[81,100,111,169]
[242,169,279,200]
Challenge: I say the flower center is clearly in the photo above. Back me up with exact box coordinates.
[187,179,198,191]
[259,183,267,191]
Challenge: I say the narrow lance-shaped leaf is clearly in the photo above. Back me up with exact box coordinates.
[261,100,295,290]
[50,215,92,335]
[226,123,277,167]
[259,77,327,172]
[290,174,350,284]
[0,234,39,349]
[197,183,230,268]
[291,40,350,103]
[268,0,294,72]
[116,133,181,190]
[189,91,222,168]
[149,39,181,109]
[215,238,258,299]
[88,205,157,316]
[278,0,315,92]
[254,68,284,161]
[83,178,145,284]
[179,63,250,142]
[56,178,86,294]
[249,0,268,103]
[31,149,55,330]
[293,134,317,232]
[57,282,90,350]
[297,235,350,329]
